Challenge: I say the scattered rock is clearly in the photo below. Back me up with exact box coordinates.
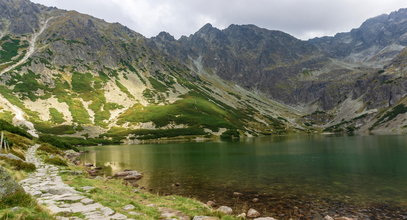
[252,198,260,203]
[247,208,261,218]
[80,186,96,192]
[324,215,334,220]
[237,213,246,218]
[193,216,220,220]
[335,218,356,220]
[123,204,135,210]
[233,192,243,196]
[206,201,217,207]
[171,182,181,187]
[114,170,143,180]
[80,198,94,205]
[254,218,277,220]
[128,211,142,216]
[11,207,20,212]
[217,206,233,215]
[0,153,23,161]
[84,163,94,167]
[159,207,189,220]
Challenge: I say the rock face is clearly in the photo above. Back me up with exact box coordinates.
[0,166,24,199]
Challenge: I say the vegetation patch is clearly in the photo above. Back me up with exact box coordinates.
[118,92,242,131]
[0,156,36,172]
[105,127,208,140]
[35,123,77,135]
[49,108,66,124]
[44,156,68,166]
[371,104,407,129]
[0,119,32,139]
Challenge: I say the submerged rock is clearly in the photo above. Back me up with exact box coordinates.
[114,170,143,180]
[206,201,217,207]
[247,208,261,218]
[217,206,233,214]
[254,217,277,220]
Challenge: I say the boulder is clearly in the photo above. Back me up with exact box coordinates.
[0,167,24,199]
[247,208,261,218]
[217,206,233,215]
[324,216,334,220]
[114,170,143,179]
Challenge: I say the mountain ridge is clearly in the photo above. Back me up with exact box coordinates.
[1,0,407,140]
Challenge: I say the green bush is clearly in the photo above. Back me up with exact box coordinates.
[0,119,32,139]
[44,156,67,166]
[38,143,62,155]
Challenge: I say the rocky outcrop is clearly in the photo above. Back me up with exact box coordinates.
[0,166,24,199]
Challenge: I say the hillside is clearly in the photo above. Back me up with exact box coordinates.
[0,0,301,143]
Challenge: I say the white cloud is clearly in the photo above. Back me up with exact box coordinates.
[31,0,407,39]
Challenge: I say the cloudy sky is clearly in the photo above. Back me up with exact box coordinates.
[31,0,406,40]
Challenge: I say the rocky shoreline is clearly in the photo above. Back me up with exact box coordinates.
[76,157,391,220]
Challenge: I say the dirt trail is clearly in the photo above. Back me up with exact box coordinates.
[0,17,54,75]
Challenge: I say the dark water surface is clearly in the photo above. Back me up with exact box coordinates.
[80,135,407,219]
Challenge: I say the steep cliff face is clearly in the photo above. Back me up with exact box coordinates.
[0,0,300,142]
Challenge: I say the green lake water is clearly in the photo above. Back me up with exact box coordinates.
[80,135,407,219]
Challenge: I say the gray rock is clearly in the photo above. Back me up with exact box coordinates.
[81,186,96,192]
[0,167,24,199]
[123,204,135,210]
[0,153,23,161]
[247,208,261,218]
[81,198,95,205]
[217,206,233,215]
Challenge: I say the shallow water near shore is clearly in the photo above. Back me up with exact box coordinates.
[80,135,407,219]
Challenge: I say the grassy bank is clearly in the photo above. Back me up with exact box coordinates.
[0,122,240,219]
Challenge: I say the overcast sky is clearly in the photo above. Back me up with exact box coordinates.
[31,0,407,40]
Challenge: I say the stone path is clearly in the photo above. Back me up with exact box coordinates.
[20,145,129,220]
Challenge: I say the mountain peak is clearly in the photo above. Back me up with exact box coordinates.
[155,31,176,41]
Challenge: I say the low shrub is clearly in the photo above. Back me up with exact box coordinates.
[38,143,62,155]
[0,156,35,172]
[44,156,67,166]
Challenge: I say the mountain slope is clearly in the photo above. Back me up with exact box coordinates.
[150,8,407,135]
[0,0,301,142]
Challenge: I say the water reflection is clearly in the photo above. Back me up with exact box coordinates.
[81,135,407,212]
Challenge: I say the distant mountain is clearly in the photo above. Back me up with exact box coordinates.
[150,8,407,134]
